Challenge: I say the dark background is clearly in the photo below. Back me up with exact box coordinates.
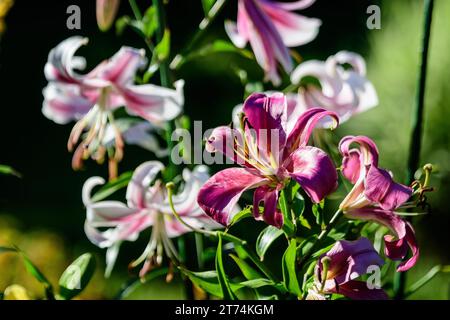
[0,0,448,299]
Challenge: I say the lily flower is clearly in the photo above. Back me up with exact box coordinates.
[43,36,184,172]
[226,0,321,85]
[290,51,378,126]
[307,237,388,300]
[82,161,218,277]
[338,136,419,272]
[198,92,338,228]
[96,0,121,31]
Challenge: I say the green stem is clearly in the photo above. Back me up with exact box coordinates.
[128,0,142,20]
[166,183,279,283]
[153,0,170,87]
[299,209,343,269]
[396,0,434,300]
[151,0,177,181]
[170,0,228,69]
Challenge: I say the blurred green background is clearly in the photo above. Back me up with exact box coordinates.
[0,0,448,299]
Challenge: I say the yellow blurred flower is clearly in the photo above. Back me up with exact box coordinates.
[0,0,14,34]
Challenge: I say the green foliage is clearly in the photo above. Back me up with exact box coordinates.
[215,234,237,300]
[58,253,96,300]
[282,239,301,296]
[256,226,284,261]
[91,171,133,202]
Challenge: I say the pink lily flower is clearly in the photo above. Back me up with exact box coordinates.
[43,36,184,170]
[338,136,419,272]
[226,0,321,85]
[307,237,388,300]
[198,92,339,228]
[290,51,378,126]
[82,161,219,276]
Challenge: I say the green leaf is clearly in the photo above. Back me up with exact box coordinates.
[91,171,133,202]
[174,40,253,69]
[256,226,284,261]
[142,6,158,38]
[229,206,252,227]
[279,188,295,237]
[229,254,262,280]
[115,267,168,299]
[58,253,96,300]
[405,265,448,297]
[21,254,51,288]
[215,234,237,300]
[115,16,132,35]
[0,246,16,254]
[312,201,325,226]
[154,29,171,61]
[202,0,216,15]
[179,268,243,298]
[282,239,301,296]
[0,164,21,177]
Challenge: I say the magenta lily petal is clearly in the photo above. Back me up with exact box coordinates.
[385,222,419,272]
[365,166,413,211]
[285,146,337,203]
[270,0,316,11]
[42,84,94,124]
[314,238,387,300]
[339,135,379,167]
[98,47,146,86]
[260,1,321,47]
[197,168,268,226]
[285,107,339,153]
[253,185,283,228]
[341,149,361,184]
[243,92,287,159]
[205,126,248,166]
[346,208,419,272]
[120,80,184,123]
[227,0,320,85]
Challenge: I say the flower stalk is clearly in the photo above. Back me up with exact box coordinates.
[396,0,435,300]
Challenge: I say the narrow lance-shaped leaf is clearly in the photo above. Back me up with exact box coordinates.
[256,226,284,261]
[91,171,133,202]
[179,268,244,298]
[215,233,237,300]
[229,254,262,280]
[282,239,301,296]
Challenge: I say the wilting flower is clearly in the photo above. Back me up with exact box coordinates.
[290,51,378,126]
[307,238,388,300]
[226,0,321,85]
[198,92,338,228]
[96,0,121,31]
[338,136,419,272]
[82,161,218,277]
[43,36,184,172]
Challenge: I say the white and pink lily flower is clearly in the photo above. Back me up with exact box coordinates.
[307,238,388,300]
[43,36,184,171]
[82,161,219,277]
[290,51,378,126]
[338,136,419,272]
[226,0,321,86]
[198,92,338,229]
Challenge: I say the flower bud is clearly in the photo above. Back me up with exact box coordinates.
[96,0,120,32]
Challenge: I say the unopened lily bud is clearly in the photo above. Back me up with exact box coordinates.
[96,0,120,32]
[3,284,31,300]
